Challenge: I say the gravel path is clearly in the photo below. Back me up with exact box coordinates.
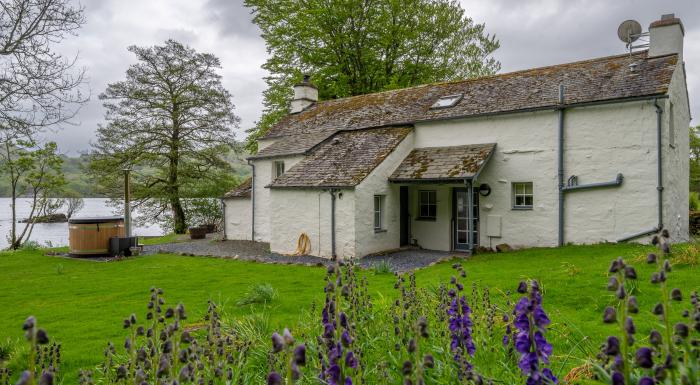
[142,237,460,272]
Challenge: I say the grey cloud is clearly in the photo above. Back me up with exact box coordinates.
[205,0,261,38]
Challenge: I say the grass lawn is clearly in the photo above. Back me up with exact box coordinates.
[0,243,698,381]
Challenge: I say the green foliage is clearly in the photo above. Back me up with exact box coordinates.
[89,40,239,233]
[690,191,700,211]
[0,139,65,249]
[372,260,392,275]
[243,0,500,152]
[236,283,277,306]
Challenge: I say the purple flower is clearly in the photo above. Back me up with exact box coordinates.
[267,372,282,385]
[635,347,653,368]
[603,307,617,323]
[271,332,284,353]
[293,344,306,366]
[605,336,620,356]
[512,280,557,384]
[611,371,624,385]
[638,377,654,385]
[345,351,357,369]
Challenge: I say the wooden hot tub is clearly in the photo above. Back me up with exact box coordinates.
[68,216,125,255]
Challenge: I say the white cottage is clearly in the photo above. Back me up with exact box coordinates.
[224,15,690,259]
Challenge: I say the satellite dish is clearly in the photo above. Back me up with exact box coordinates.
[617,20,642,44]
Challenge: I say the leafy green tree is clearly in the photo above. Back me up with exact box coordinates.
[0,139,64,249]
[691,126,700,192]
[244,0,500,151]
[89,40,239,233]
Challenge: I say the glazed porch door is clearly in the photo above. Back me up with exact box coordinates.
[453,186,478,251]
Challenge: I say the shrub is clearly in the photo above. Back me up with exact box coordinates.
[372,260,392,275]
[236,283,277,306]
[690,191,700,211]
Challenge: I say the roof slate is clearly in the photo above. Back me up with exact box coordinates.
[269,126,412,188]
[223,177,252,198]
[389,144,496,182]
[265,51,677,142]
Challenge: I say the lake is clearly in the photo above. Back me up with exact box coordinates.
[0,198,164,249]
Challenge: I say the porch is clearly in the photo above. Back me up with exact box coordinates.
[387,143,496,252]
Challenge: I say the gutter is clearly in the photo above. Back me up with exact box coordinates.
[220,198,226,240]
[617,98,665,242]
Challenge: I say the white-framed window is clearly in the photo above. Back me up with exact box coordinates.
[512,182,533,209]
[373,195,384,231]
[273,161,285,179]
[669,102,676,148]
[418,190,437,220]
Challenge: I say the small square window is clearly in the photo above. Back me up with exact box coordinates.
[418,190,437,220]
[373,195,384,230]
[273,161,285,179]
[512,182,533,209]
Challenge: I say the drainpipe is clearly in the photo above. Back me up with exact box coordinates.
[617,98,664,242]
[557,85,565,246]
[466,179,474,251]
[220,198,226,240]
[329,189,337,260]
[247,160,256,241]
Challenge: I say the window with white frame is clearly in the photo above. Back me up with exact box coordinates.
[418,190,437,220]
[512,182,533,209]
[273,161,285,179]
[373,195,384,231]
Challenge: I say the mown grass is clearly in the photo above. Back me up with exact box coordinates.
[0,242,698,382]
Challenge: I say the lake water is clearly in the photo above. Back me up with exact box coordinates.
[0,198,164,249]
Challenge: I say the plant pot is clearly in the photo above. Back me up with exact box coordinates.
[189,227,207,240]
[203,224,216,233]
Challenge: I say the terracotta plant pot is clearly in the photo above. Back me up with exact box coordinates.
[189,226,207,240]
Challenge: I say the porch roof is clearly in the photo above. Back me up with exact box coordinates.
[389,143,496,183]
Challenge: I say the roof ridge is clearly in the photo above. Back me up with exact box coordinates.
[310,50,652,106]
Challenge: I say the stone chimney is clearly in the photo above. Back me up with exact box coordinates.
[648,14,684,62]
[290,74,318,113]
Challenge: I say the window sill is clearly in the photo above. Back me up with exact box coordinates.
[415,217,436,222]
[512,206,533,211]
[374,229,387,234]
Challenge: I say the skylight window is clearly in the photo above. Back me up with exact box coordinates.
[430,94,463,109]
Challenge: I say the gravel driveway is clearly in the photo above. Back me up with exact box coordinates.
[142,237,460,272]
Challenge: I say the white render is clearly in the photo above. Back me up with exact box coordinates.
[223,198,252,240]
[224,16,690,258]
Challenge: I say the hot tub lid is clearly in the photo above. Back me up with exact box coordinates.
[68,216,124,224]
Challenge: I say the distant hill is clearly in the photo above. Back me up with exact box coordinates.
[0,151,250,198]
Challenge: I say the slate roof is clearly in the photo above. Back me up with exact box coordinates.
[389,144,496,182]
[223,177,252,198]
[264,51,677,145]
[250,130,335,159]
[269,126,412,188]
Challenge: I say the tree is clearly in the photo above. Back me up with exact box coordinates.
[690,126,700,192]
[64,194,84,219]
[243,0,500,151]
[89,40,239,234]
[0,0,87,139]
[0,139,64,249]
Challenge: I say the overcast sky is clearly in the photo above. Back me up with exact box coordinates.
[50,0,700,155]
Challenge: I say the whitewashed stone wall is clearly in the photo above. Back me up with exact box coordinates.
[662,63,691,241]
[251,155,304,242]
[353,132,414,257]
[414,82,689,247]
[223,198,252,240]
[269,189,356,258]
